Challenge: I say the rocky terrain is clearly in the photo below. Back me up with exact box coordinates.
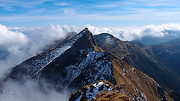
[70,80,148,101]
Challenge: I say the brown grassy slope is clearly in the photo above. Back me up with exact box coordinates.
[94,33,180,93]
[111,54,172,101]
[93,35,172,101]
[92,34,172,101]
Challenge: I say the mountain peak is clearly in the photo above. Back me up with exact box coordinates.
[73,28,103,52]
[79,28,89,34]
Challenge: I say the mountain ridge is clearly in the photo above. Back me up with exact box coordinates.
[94,33,180,93]
[1,28,173,101]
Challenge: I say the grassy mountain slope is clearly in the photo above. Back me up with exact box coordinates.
[94,33,180,93]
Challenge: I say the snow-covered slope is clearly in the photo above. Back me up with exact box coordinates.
[7,28,116,90]
[8,28,87,79]
[35,28,116,90]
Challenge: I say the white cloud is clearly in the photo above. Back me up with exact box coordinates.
[0,24,80,79]
[0,24,28,52]
[85,23,180,41]
[0,24,79,101]
[55,2,69,6]
[0,0,51,10]
[0,79,70,101]
[94,4,120,8]
[0,24,29,78]
[1,0,180,26]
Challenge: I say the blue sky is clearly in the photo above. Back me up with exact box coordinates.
[0,0,180,27]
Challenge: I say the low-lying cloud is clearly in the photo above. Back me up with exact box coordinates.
[0,24,81,79]
[85,23,180,41]
[0,24,78,101]
[0,79,70,101]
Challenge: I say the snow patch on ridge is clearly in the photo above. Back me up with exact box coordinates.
[64,50,110,85]
[24,31,85,76]
[85,81,113,100]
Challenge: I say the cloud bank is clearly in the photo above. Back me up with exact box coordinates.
[0,24,80,79]
[85,23,180,41]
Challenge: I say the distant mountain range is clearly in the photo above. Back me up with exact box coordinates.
[149,38,180,77]
[133,30,180,45]
[1,28,180,100]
